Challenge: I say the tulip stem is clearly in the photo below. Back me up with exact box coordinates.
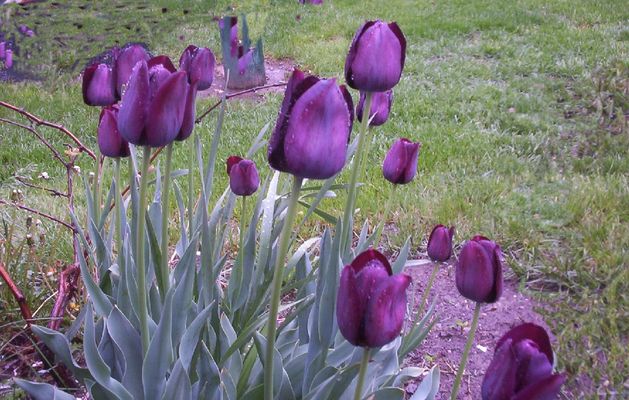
[342,91,373,254]
[373,184,396,247]
[92,149,102,226]
[114,159,124,285]
[264,175,303,400]
[187,134,195,239]
[354,347,371,400]
[451,302,482,400]
[415,261,439,323]
[237,195,247,292]
[158,143,174,299]
[136,146,151,354]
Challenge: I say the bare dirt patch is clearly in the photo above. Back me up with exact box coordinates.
[402,258,553,399]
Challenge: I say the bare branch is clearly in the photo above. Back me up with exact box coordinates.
[0,199,75,231]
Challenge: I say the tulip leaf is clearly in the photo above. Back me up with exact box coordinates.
[391,237,411,274]
[196,342,221,400]
[295,172,340,230]
[409,365,440,400]
[142,290,174,400]
[297,199,337,224]
[106,306,144,400]
[179,301,214,373]
[13,379,76,400]
[162,360,192,400]
[171,244,197,346]
[173,181,189,251]
[367,387,405,400]
[30,325,90,382]
[400,301,437,359]
[253,332,295,400]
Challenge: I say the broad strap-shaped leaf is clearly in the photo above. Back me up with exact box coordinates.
[162,360,192,400]
[106,307,144,400]
[142,289,174,400]
[13,379,76,400]
[409,365,440,400]
[31,325,90,382]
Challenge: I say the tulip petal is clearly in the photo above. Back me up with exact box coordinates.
[344,20,376,88]
[512,374,566,400]
[455,240,496,303]
[176,82,197,141]
[229,160,260,196]
[115,44,150,96]
[357,90,393,126]
[427,224,454,262]
[283,79,351,179]
[336,265,365,346]
[117,61,150,145]
[364,273,411,347]
[481,339,518,400]
[514,339,554,390]
[226,156,243,175]
[496,323,554,365]
[98,107,129,158]
[82,63,117,106]
[382,138,420,184]
[339,84,355,134]
[144,71,188,147]
[350,248,392,275]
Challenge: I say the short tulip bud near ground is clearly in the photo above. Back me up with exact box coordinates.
[179,45,215,90]
[82,63,118,106]
[455,235,503,303]
[268,68,354,180]
[357,90,393,126]
[345,20,406,92]
[117,56,196,147]
[337,249,412,348]
[97,106,129,158]
[226,156,260,197]
[482,323,566,400]
[382,138,421,185]
[427,224,455,262]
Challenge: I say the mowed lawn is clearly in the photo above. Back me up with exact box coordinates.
[1,0,627,397]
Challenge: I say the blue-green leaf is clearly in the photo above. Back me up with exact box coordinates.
[14,379,76,400]
[409,366,440,400]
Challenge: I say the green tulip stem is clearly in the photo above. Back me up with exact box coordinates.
[187,134,195,238]
[451,301,482,400]
[354,347,371,400]
[114,158,124,275]
[415,261,439,323]
[238,195,247,279]
[342,91,373,252]
[136,146,151,354]
[373,184,396,247]
[264,175,303,400]
[92,148,102,225]
[158,143,174,299]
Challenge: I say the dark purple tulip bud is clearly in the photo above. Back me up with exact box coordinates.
[455,235,503,303]
[117,58,191,147]
[82,63,117,106]
[226,156,260,196]
[337,249,412,348]
[4,50,13,69]
[237,48,254,75]
[427,224,455,262]
[268,69,353,180]
[114,44,150,97]
[98,106,130,158]
[179,45,215,90]
[345,20,406,92]
[356,90,393,126]
[482,323,566,400]
[382,138,420,184]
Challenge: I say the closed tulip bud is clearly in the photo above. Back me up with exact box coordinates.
[268,68,354,180]
[382,138,420,184]
[482,323,566,400]
[114,43,150,97]
[226,156,260,196]
[455,236,503,303]
[427,224,455,262]
[337,249,412,348]
[179,45,215,90]
[98,106,129,158]
[82,63,117,106]
[345,20,406,92]
[117,56,194,147]
[356,90,393,126]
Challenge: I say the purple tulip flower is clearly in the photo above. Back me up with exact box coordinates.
[117,56,195,147]
[226,156,260,196]
[455,236,503,303]
[345,20,406,92]
[82,63,118,106]
[298,0,323,4]
[0,42,5,59]
[356,90,393,126]
[98,106,130,158]
[114,44,150,97]
[179,45,215,91]
[337,249,412,348]
[382,138,420,184]
[482,323,566,400]
[268,68,354,180]
[427,224,455,262]
[4,50,13,69]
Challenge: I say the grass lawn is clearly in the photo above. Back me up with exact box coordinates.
[1,0,627,398]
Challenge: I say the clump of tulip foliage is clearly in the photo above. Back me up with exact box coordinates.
[15,17,565,400]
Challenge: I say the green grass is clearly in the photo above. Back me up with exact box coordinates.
[1,0,628,397]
